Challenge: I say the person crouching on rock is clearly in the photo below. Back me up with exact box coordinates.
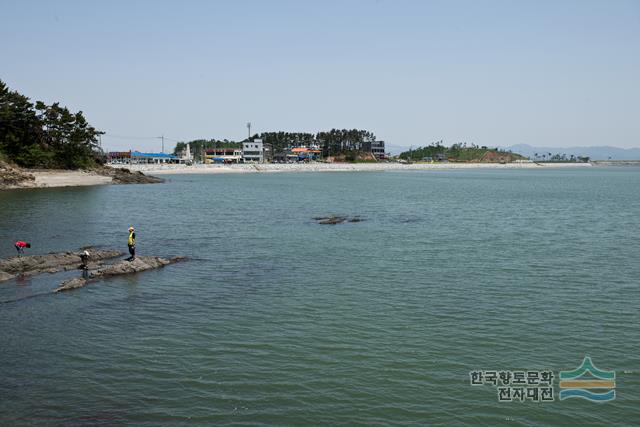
[80,250,90,269]
[14,241,31,256]
[80,250,90,278]
[126,227,136,261]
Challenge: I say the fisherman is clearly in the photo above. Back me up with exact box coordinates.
[80,250,90,270]
[80,250,90,278]
[126,226,136,261]
[14,241,31,256]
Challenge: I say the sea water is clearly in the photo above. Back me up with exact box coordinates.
[0,168,639,426]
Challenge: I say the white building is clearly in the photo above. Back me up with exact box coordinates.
[243,139,264,163]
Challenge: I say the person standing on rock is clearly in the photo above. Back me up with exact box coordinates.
[14,240,31,256]
[126,227,136,261]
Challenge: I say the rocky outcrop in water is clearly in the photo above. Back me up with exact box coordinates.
[0,249,122,282]
[97,166,164,184]
[55,256,187,292]
[314,215,364,225]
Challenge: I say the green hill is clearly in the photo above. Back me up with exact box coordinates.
[399,142,526,162]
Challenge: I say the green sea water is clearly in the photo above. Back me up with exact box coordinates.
[0,168,639,426]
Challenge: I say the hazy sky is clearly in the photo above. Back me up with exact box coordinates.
[2,0,639,153]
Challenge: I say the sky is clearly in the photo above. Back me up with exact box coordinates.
[1,0,639,153]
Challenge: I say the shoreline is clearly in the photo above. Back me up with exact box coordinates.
[0,169,113,190]
[32,170,113,187]
[0,163,163,190]
[0,161,598,190]
[112,161,593,175]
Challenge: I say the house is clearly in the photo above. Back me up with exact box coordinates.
[291,147,321,161]
[107,151,132,164]
[362,140,387,160]
[242,139,272,163]
[205,148,242,164]
[273,150,300,163]
[107,151,178,164]
[434,153,448,162]
[370,140,386,160]
[130,151,178,164]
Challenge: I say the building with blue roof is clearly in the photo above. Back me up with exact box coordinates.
[107,151,180,164]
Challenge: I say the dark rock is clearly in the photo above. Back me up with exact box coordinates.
[55,256,187,292]
[0,249,122,282]
[97,167,164,184]
[314,215,364,225]
[318,216,347,225]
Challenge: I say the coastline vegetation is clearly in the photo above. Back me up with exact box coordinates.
[399,141,526,162]
[0,79,104,169]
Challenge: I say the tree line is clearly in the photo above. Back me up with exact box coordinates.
[174,129,378,160]
[532,152,590,162]
[399,141,524,162]
[0,80,103,168]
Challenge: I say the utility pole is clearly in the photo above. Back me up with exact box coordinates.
[247,122,251,140]
[157,135,165,153]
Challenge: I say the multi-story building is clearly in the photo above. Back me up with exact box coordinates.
[362,140,387,160]
[242,139,272,163]
[371,140,386,160]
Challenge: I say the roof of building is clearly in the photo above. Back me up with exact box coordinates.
[206,148,238,154]
[131,151,177,159]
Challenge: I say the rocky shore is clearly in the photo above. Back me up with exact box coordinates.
[0,249,122,282]
[56,256,186,292]
[1,249,186,294]
[0,160,163,190]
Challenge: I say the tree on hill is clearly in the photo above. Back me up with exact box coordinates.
[0,80,103,168]
[398,141,525,162]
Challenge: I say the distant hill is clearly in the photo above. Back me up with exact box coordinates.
[399,143,526,162]
[504,144,640,160]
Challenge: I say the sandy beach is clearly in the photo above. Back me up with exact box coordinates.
[31,170,113,187]
[112,161,593,175]
[0,163,164,190]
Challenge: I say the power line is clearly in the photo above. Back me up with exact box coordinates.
[102,133,158,140]
[102,133,182,143]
